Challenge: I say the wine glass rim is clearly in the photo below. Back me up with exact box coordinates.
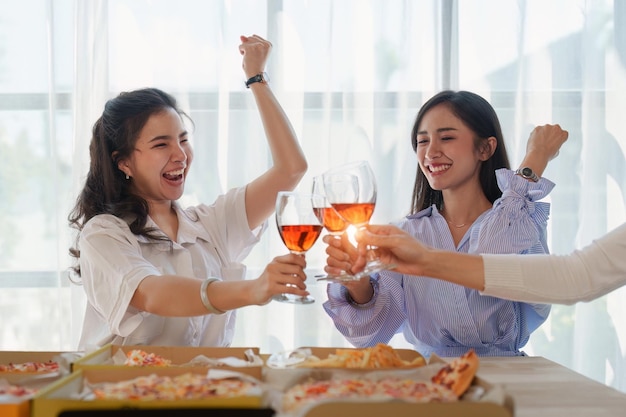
[277,191,323,198]
[322,160,371,173]
[276,192,326,214]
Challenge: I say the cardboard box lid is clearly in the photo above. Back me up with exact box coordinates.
[0,351,76,363]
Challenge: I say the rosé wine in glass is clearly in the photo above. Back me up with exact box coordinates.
[273,191,324,304]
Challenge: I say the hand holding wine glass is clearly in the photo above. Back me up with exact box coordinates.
[322,160,395,279]
[274,191,324,304]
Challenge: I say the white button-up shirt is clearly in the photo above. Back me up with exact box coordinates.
[77,186,265,349]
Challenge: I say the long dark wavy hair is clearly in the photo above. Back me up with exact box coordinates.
[68,88,191,276]
[409,90,511,214]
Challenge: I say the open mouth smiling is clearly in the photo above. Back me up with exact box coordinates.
[428,164,451,173]
[163,168,184,181]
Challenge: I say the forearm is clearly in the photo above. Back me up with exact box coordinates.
[420,250,486,291]
[250,83,306,182]
[244,83,307,228]
[131,275,256,316]
[482,224,626,304]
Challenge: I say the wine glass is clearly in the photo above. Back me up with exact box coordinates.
[322,160,395,278]
[274,191,324,304]
[311,175,357,282]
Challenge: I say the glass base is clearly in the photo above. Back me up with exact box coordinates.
[272,293,315,304]
[316,272,361,283]
[315,259,397,283]
[355,260,397,279]
[316,261,397,283]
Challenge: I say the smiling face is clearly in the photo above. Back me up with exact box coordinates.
[117,107,193,208]
[415,103,494,193]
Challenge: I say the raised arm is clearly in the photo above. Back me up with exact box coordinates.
[238,35,307,229]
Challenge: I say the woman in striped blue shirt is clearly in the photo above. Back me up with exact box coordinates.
[322,90,568,357]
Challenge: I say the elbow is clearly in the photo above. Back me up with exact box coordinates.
[295,159,309,180]
[291,155,308,177]
[282,159,308,188]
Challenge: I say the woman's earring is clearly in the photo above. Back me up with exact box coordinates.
[125,174,130,180]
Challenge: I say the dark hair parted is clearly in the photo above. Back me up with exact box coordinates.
[409,90,511,214]
[68,88,191,276]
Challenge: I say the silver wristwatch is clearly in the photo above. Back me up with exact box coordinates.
[515,166,539,182]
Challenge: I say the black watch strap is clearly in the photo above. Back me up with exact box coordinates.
[245,72,269,88]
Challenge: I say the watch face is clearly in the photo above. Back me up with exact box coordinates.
[518,167,538,181]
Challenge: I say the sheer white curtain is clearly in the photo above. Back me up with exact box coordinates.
[1,0,624,393]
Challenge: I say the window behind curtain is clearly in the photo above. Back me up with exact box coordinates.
[0,0,624,393]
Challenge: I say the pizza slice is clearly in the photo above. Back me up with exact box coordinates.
[296,343,426,369]
[0,384,37,397]
[282,377,457,413]
[0,360,59,373]
[123,349,171,366]
[91,373,260,400]
[430,349,479,397]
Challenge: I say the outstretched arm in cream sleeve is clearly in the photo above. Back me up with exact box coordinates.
[482,223,626,304]
[324,225,486,291]
[337,223,626,305]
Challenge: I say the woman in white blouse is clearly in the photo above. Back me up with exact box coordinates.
[69,35,310,348]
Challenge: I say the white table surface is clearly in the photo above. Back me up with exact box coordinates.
[477,356,626,417]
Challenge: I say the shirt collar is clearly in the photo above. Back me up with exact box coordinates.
[407,205,439,220]
[136,202,212,246]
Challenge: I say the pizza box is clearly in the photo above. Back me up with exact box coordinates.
[74,345,262,379]
[0,351,81,417]
[0,396,29,417]
[301,401,513,417]
[31,367,267,417]
[264,351,514,417]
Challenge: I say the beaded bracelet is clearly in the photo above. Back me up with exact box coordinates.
[200,277,226,315]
